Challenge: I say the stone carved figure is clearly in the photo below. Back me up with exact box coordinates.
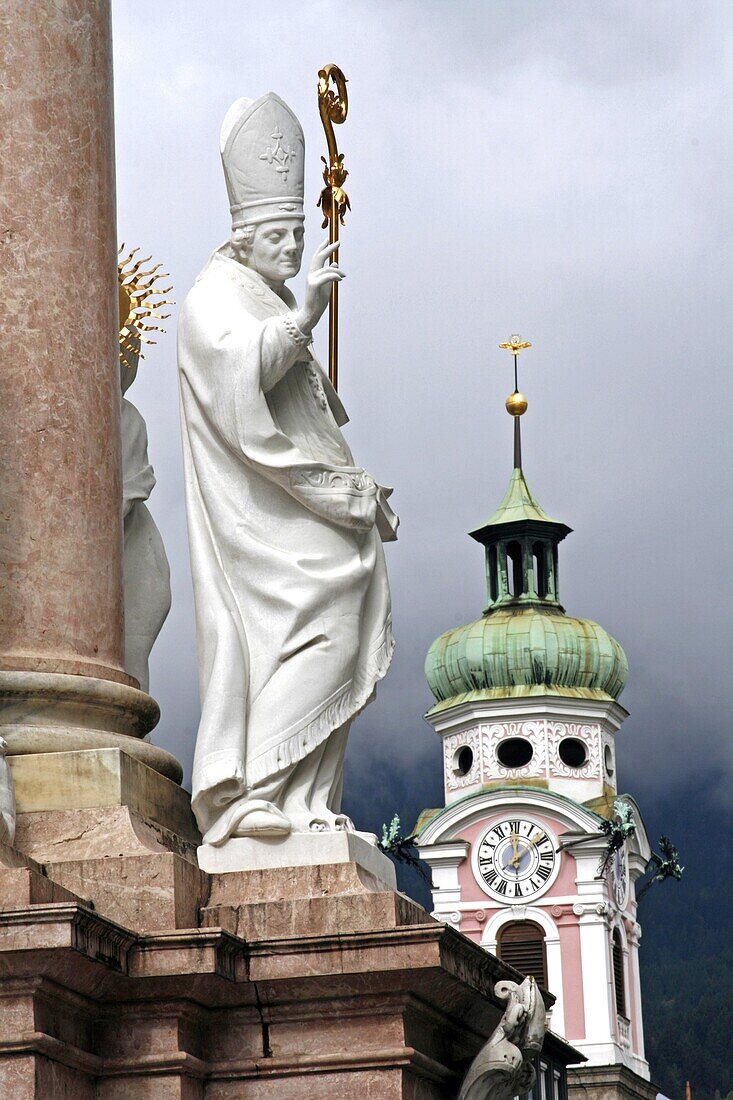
[0,736,15,845]
[120,353,172,693]
[458,977,546,1100]
[178,94,395,846]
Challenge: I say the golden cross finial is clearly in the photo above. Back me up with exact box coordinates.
[499,334,532,356]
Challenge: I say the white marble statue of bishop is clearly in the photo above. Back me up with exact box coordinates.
[178,93,395,847]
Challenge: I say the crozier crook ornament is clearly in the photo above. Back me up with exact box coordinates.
[317,64,349,390]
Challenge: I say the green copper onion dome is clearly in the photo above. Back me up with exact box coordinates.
[425,467,628,704]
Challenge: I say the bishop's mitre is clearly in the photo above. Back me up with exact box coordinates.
[220,93,305,229]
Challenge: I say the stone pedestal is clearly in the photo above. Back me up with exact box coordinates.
[0,747,578,1098]
[198,828,396,886]
[9,748,204,934]
[0,875,520,1100]
[9,748,191,829]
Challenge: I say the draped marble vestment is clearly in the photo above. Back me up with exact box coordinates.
[178,248,393,843]
[121,395,171,693]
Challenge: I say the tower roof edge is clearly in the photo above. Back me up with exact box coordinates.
[469,468,571,545]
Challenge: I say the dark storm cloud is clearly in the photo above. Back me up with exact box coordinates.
[112,1,732,810]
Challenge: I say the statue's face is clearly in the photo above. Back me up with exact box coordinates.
[248,219,305,285]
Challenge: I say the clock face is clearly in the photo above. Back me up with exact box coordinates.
[611,846,629,910]
[474,817,559,902]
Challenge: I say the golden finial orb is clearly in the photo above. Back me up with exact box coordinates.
[506,391,528,417]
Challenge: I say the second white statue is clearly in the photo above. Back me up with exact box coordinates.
[178,93,396,853]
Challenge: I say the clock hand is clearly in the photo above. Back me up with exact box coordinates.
[513,830,548,867]
[509,831,521,869]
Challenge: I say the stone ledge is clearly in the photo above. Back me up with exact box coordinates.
[0,841,81,909]
[11,796,206,933]
[567,1063,658,1100]
[201,885,426,939]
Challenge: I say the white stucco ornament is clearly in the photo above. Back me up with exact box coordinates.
[178,93,396,852]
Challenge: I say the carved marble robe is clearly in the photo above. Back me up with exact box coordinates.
[0,736,15,845]
[121,396,171,694]
[178,249,393,842]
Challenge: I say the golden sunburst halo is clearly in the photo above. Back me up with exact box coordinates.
[118,244,174,371]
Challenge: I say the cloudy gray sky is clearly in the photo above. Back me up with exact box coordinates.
[112,1,732,813]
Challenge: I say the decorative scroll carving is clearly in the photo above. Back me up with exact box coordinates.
[444,730,481,790]
[602,730,616,783]
[547,721,601,778]
[71,909,134,972]
[458,977,546,1100]
[481,721,546,779]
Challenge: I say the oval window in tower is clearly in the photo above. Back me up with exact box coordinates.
[558,737,587,769]
[497,737,533,768]
[452,745,474,777]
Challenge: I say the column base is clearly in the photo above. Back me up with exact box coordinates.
[0,669,180,782]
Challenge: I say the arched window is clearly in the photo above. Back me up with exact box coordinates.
[612,929,626,1017]
[497,920,547,989]
[488,544,498,602]
[506,541,523,598]
[532,540,547,598]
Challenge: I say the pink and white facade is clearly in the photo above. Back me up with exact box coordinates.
[417,715,651,1074]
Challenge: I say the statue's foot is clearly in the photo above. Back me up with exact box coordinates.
[306,811,355,833]
[285,809,356,834]
[229,800,292,839]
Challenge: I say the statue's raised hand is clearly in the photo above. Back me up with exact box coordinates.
[295,239,344,336]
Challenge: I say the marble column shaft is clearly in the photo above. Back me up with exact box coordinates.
[0,1,182,783]
[0,0,126,684]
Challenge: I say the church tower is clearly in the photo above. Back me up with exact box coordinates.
[416,340,656,1099]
